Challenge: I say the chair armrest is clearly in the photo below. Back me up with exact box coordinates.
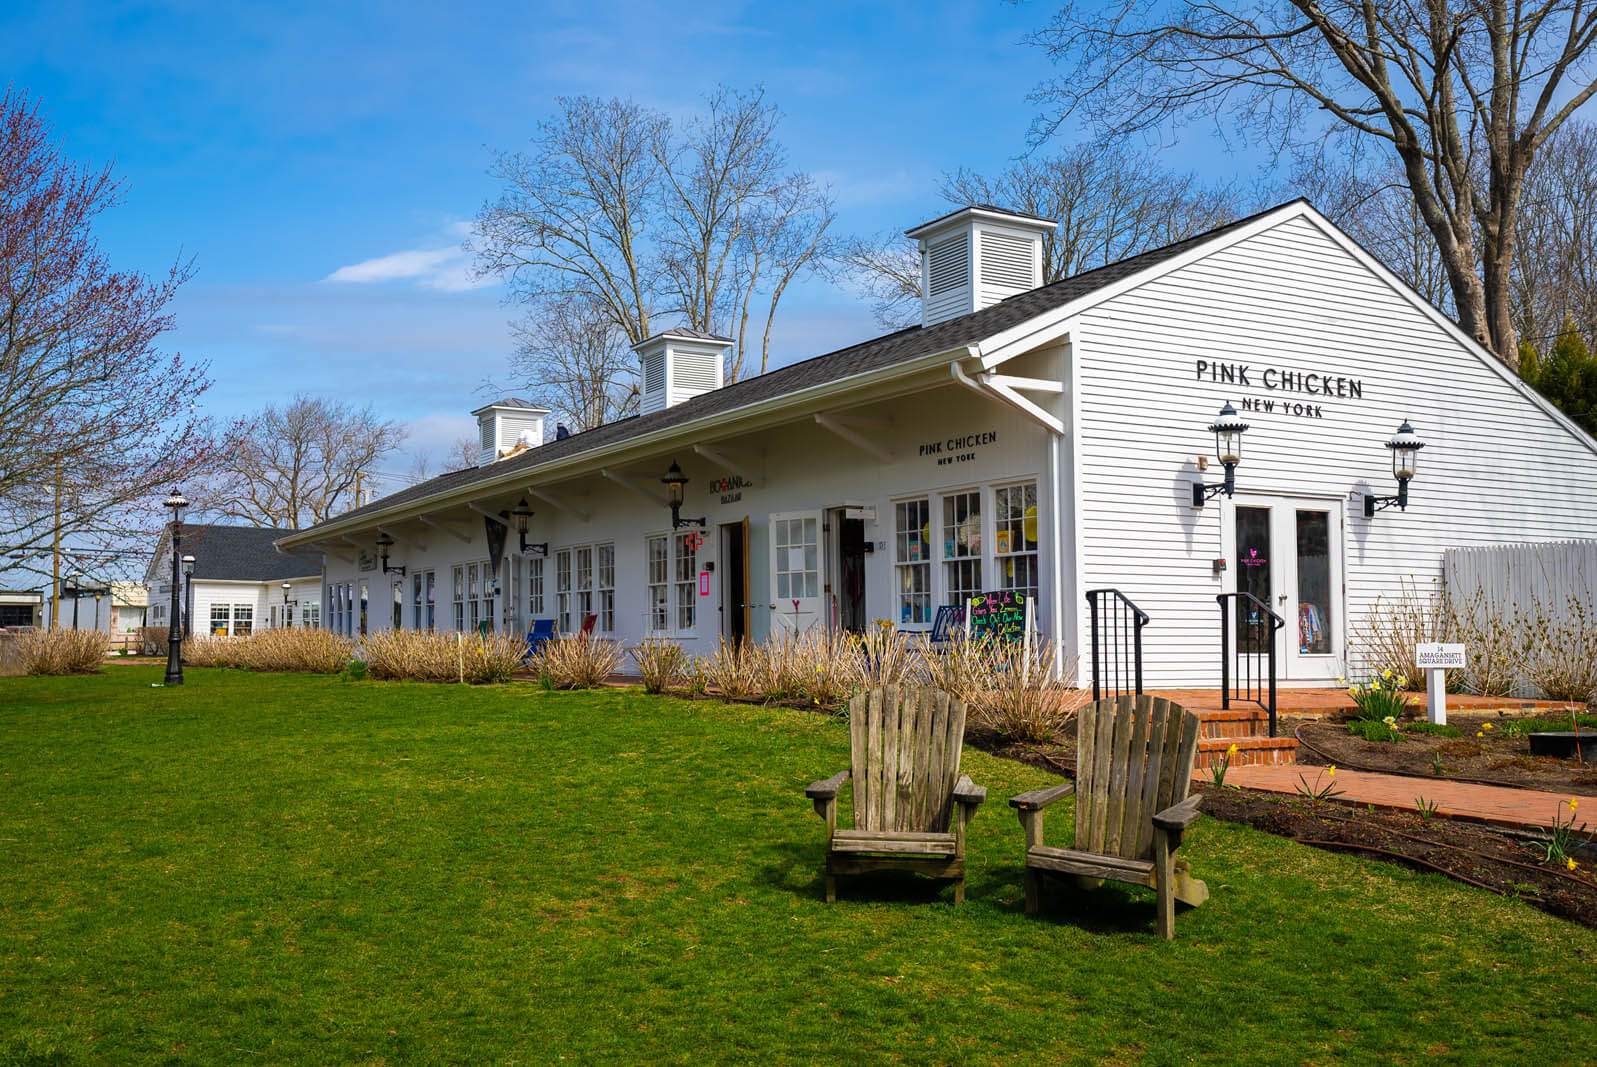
[1152,793,1204,833]
[805,769,850,801]
[1008,782,1075,812]
[952,774,986,806]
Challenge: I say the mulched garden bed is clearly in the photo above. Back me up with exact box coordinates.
[1294,713,1597,794]
[959,722,1597,929]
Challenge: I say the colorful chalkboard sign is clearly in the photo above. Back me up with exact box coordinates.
[967,590,1030,643]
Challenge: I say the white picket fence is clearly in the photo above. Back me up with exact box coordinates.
[1443,540,1597,617]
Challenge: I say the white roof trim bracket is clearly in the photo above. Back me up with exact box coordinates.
[376,526,425,552]
[601,469,667,507]
[526,487,590,522]
[466,502,508,526]
[309,542,354,565]
[949,360,1064,436]
[814,413,893,464]
[692,444,759,485]
[417,515,472,544]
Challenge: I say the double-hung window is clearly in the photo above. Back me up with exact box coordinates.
[412,571,438,630]
[452,566,465,631]
[894,498,931,627]
[596,543,615,633]
[210,604,231,636]
[994,481,1040,602]
[529,556,545,616]
[575,546,593,625]
[555,549,573,632]
[646,536,669,633]
[674,532,698,631]
[304,601,320,628]
[942,490,982,609]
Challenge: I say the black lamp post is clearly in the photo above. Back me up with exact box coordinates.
[1192,402,1251,507]
[181,555,195,637]
[661,461,705,529]
[282,581,293,628]
[163,488,188,685]
[1364,420,1427,517]
[375,532,406,577]
[506,497,546,555]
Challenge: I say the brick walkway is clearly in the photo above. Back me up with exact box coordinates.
[1152,687,1563,717]
[1218,764,1597,832]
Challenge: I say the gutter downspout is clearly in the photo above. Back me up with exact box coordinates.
[949,351,1069,681]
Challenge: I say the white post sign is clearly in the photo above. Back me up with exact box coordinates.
[1415,642,1467,725]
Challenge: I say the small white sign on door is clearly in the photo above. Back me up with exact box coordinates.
[1416,643,1467,669]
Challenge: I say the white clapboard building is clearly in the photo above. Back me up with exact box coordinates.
[276,200,1597,688]
[146,525,322,636]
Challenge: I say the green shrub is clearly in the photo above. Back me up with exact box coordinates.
[1348,718,1403,743]
[342,659,369,682]
[1346,670,1415,720]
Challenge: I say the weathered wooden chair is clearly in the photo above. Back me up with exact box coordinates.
[806,685,987,903]
[1009,695,1208,940]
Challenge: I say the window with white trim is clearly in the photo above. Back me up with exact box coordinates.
[895,498,931,627]
[555,549,572,632]
[529,555,545,616]
[597,543,615,633]
[358,580,368,636]
[646,535,669,633]
[412,570,436,630]
[942,489,982,609]
[452,566,465,631]
[994,481,1039,602]
[304,602,320,628]
[234,603,254,636]
[210,604,231,636]
[674,532,698,631]
[575,545,593,625]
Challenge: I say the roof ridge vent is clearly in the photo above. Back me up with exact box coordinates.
[905,205,1057,327]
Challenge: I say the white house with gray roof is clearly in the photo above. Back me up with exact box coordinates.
[145,525,322,637]
[276,200,1597,696]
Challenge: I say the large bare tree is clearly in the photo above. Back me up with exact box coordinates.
[504,295,639,432]
[204,395,405,529]
[474,86,836,393]
[1512,119,1597,350]
[843,146,1238,328]
[1027,1,1597,368]
[0,89,215,590]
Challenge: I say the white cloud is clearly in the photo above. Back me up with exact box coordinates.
[322,224,492,292]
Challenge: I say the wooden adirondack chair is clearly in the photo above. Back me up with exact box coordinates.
[805,685,987,904]
[1008,695,1209,940]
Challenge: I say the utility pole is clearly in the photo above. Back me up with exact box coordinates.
[50,464,61,629]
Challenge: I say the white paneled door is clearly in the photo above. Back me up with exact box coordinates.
[768,510,824,635]
[1230,495,1344,681]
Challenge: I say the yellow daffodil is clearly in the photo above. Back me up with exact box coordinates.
[1569,798,1579,812]
[1327,765,1337,778]
[1477,731,1485,737]
[1483,722,1494,730]
[1347,685,1359,696]
[1397,675,1408,688]
[1568,857,1579,871]
[1383,668,1392,680]
[1227,743,1239,756]
[1383,716,1397,726]
[1337,677,1346,685]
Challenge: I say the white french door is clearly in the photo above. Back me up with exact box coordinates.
[1229,495,1344,681]
[768,510,824,635]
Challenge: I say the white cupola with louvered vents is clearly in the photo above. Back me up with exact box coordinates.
[633,329,732,415]
[905,205,1058,328]
[470,398,550,466]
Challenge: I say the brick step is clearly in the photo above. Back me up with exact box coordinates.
[1195,709,1274,739]
[1194,735,1298,770]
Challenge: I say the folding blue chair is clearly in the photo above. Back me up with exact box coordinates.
[524,618,556,662]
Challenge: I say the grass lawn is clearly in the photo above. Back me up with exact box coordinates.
[3,669,1596,1064]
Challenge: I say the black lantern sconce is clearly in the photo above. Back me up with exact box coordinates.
[1191,402,1250,507]
[1363,420,1426,518]
[504,497,547,556]
[661,461,705,529]
[375,532,406,577]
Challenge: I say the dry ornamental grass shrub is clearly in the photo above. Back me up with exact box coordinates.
[1353,578,1453,687]
[536,634,624,689]
[180,635,237,668]
[15,628,109,675]
[1516,594,1597,704]
[701,636,772,701]
[362,630,460,682]
[785,627,861,706]
[921,631,1002,708]
[631,637,685,694]
[965,639,1089,744]
[857,623,919,689]
[209,628,353,673]
[461,633,528,684]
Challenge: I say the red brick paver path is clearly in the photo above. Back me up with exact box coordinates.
[1152,687,1565,717]
[1216,764,1597,832]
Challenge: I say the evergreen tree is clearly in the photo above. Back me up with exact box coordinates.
[1526,318,1597,437]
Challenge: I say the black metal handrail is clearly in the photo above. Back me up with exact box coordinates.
[1086,588,1150,702]
[1216,592,1285,737]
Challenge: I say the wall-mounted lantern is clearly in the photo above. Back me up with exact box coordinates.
[1191,402,1250,507]
[1364,420,1426,518]
[506,497,547,556]
[661,461,705,529]
[375,532,406,577]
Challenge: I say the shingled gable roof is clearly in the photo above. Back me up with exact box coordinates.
[287,200,1305,541]
[151,525,320,583]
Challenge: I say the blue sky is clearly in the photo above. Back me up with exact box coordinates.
[4,0,1243,484]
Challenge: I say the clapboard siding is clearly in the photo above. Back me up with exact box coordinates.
[1073,213,1597,686]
